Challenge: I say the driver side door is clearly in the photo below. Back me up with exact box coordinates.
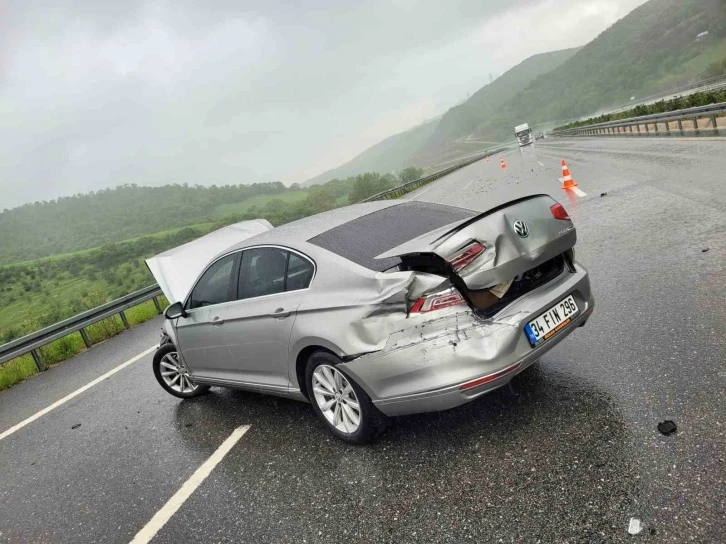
[174,252,240,380]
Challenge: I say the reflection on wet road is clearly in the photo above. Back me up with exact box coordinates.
[1,137,725,542]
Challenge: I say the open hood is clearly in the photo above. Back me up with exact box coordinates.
[375,194,576,292]
[145,219,273,304]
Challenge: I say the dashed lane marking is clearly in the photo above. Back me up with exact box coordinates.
[463,180,474,190]
[0,345,157,441]
[129,425,252,544]
[571,187,587,197]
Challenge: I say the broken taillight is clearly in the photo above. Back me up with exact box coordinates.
[410,290,466,314]
[448,242,485,272]
[550,203,570,220]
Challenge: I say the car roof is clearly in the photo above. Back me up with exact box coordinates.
[228,200,476,271]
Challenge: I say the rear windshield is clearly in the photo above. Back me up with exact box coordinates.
[308,201,475,271]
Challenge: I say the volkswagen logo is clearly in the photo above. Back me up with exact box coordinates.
[513,220,529,238]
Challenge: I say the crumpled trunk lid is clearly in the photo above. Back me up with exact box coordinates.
[375,194,576,293]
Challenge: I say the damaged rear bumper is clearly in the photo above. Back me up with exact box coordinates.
[340,262,594,417]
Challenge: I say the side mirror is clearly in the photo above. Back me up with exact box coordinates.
[164,301,187,320]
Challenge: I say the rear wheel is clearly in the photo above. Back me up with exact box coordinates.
[153,344,210,399]
[305,350,388,444]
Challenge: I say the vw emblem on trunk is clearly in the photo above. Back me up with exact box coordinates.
[513,220,529,238]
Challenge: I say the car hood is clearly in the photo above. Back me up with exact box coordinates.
[145,219,273,304]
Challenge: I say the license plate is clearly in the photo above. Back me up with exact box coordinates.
[524,295,580,347]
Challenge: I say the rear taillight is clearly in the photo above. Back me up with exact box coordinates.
[448,242,485,272]
[550,203,570,220]
[410,290,466,314]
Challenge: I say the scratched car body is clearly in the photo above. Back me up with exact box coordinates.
[146,196,594,443]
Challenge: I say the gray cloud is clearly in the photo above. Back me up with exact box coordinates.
[1,0,647,208]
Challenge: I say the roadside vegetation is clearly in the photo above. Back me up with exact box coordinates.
[0,166,423,390]
[555,89,726,130]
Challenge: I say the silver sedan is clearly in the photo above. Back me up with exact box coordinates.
[147,195,594,443]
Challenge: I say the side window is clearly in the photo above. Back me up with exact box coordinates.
[286,252,314,291]
[189,254,237,309]
[237,248,289,300]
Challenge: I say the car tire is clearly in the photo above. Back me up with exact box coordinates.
[305,350,388,444]
[153,344,210,399]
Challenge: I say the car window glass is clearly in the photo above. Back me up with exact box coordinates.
[286,252,314,291]
[189,254,237,309]
[237,248,289,300]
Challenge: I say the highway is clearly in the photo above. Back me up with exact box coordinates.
[1,137,725,543]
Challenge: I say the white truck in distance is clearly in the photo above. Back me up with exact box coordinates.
[515,123,533,147]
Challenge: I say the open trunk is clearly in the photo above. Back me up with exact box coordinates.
[375,195,576,312]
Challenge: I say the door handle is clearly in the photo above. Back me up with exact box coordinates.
[269,308,291,318]
[212,316,225,326]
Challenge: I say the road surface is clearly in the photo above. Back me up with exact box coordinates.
[1,137,725,543]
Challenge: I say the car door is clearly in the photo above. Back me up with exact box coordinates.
[174,252,240,380]
[225,247,315,390]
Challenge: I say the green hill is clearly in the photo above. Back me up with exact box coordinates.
[426,47,581,146]
[301,117,439,187]
[471,0,726,140]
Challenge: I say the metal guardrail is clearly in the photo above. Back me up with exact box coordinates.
[552,102,726,137]
[0,285,163,370]
[361,144,511,202]
[1,143,512,371]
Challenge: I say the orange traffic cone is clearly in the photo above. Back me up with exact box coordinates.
[560,159,577,189]
[500,157,507,170]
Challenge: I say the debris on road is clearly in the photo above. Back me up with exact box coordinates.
[658,420,677,435]
[701,248,709,253]
[71,423,81,430]
[628,518,643,535]
[600,192,608,197]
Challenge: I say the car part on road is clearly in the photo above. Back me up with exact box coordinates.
[657,420,677,436]
[305,350,388,444]
[152,344,210,399]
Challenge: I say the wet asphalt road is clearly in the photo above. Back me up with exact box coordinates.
[1,137,725,543]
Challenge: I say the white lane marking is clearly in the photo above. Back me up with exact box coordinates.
[0,345,157,442]
[129,425,251,544]
[571,187,587,197]
[407,183,437,200]
[537,161,545,167]
[463,180,474,190]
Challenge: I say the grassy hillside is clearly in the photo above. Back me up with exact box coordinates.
[214,190,309,216]
[302,118,438,187]
[427,48,581,146]
[0,182,286,265]
[472,0,726,140]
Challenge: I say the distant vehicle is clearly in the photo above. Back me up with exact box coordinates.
[535,132,545,141]
[696,31,709,42]
[147,198,593,443]
[515,123,533,147]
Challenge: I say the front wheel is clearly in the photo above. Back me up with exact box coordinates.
[305,350,388,444]
[153,344,210,399]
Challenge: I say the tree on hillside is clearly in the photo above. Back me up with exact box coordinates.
[398,167,424,183]
[348,173,395,204]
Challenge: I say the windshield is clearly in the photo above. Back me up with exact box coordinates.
[516,130,531,137]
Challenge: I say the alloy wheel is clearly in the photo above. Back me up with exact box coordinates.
[312,364,361,434]
[159,351,199,395]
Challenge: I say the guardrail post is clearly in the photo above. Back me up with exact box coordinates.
[693,118,699,133]
[654,122,659,134]
[119,311,130,330]
[30,349,45,372]
[710,115,718,130]
[636,124,640,134]
[79,328,92,349]
[677,119,683,133]
[153,296,162,314]
[665,121,670,134]
[645,123,649,134]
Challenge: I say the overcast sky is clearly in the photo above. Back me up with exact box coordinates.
[1,0,649,209]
